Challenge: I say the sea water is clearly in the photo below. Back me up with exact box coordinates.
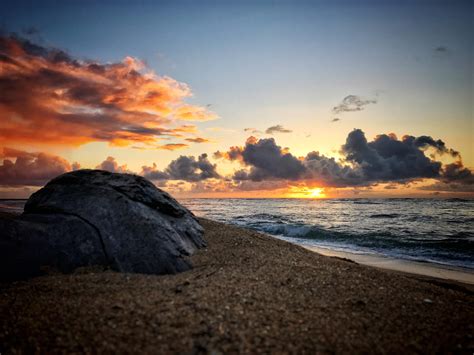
[1,198,473,269]
[182,198,474,270]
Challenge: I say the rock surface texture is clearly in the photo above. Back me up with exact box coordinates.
[0,170,206,281]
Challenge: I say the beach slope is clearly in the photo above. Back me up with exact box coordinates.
[1,218,473,353]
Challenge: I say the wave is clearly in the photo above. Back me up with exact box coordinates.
[405,215,436,222]
[250,221,474,268]
[444,198,473,203]
[234,213,287,221]
[351,200,384,205]
[369,213,400,219]
[446,217,474,224]
[449,231,474,239]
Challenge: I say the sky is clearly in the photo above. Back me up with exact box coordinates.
[0,0,473,198]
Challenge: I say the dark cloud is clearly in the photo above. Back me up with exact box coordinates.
[412,135,460,158]
[332,95,377,114]
[331,118,340,123]
[216,130,472,190]
[142,154,220,182]
[265,125,292,134]
[434,46,448,53]
[440,161,474,185]
[0,148,73,186]
[216,137,305,181]
[141,164,169,181]
[341,129,444,182]
[184,137,211,143]
[302,151,364,187]
[213,146,243,161]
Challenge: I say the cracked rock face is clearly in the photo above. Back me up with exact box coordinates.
[0,170,206,281]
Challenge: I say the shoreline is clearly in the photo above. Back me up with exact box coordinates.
[304,245,474,286]
[229,226,474,287]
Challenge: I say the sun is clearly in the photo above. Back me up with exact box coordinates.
[285,186,327,198]
[308,188,326,198]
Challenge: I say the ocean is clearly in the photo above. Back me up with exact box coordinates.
[2,198,473,270]
[182,198,474,270]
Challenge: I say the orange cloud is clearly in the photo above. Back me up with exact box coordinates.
[0,34,217,148]
[158,143,189,151]
[174,105,218,121]
[184,137,211,143]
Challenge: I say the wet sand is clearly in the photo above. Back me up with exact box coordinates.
[306,246,474,285]
[1,218,473,353]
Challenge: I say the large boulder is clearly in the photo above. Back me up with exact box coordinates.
[0,170,206,281]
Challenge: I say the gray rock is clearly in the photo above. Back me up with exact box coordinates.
[0,170,206,281]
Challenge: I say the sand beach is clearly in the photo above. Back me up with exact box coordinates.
[1,218,473,353]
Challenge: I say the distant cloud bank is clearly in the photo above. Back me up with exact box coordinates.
[213,130,472,191]
[1,128,472,194]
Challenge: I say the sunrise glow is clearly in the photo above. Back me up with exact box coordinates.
[309,188,326,199]
[285,186,327,199]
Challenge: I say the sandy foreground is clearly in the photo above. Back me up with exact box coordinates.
[1,218,473,354]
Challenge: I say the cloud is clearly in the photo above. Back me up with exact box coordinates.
[213,146,244,161]
[142,153,220,182]
[22,26,41,36]
[174,105,218,122]
[215,136,305,181]
[2,128,471,196]
[244,127,262,134]
[434,46,448,53]
[332,95,377,114]
[341,129,447,182]
[302,150,363,187]
[215,130,472,190]
[0,147,74,186]
[141,163,169,181]
[419,161,474,193]
[95,156,131,173]
[0,34,216,148]
[419,182,474,193]
[265,125,292,134]
[158,143,189,151]
[331,118,340,123]
[440,161,474,185]
[184,137,211,143]
[215,136,356,185]
[433,46,451,57]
